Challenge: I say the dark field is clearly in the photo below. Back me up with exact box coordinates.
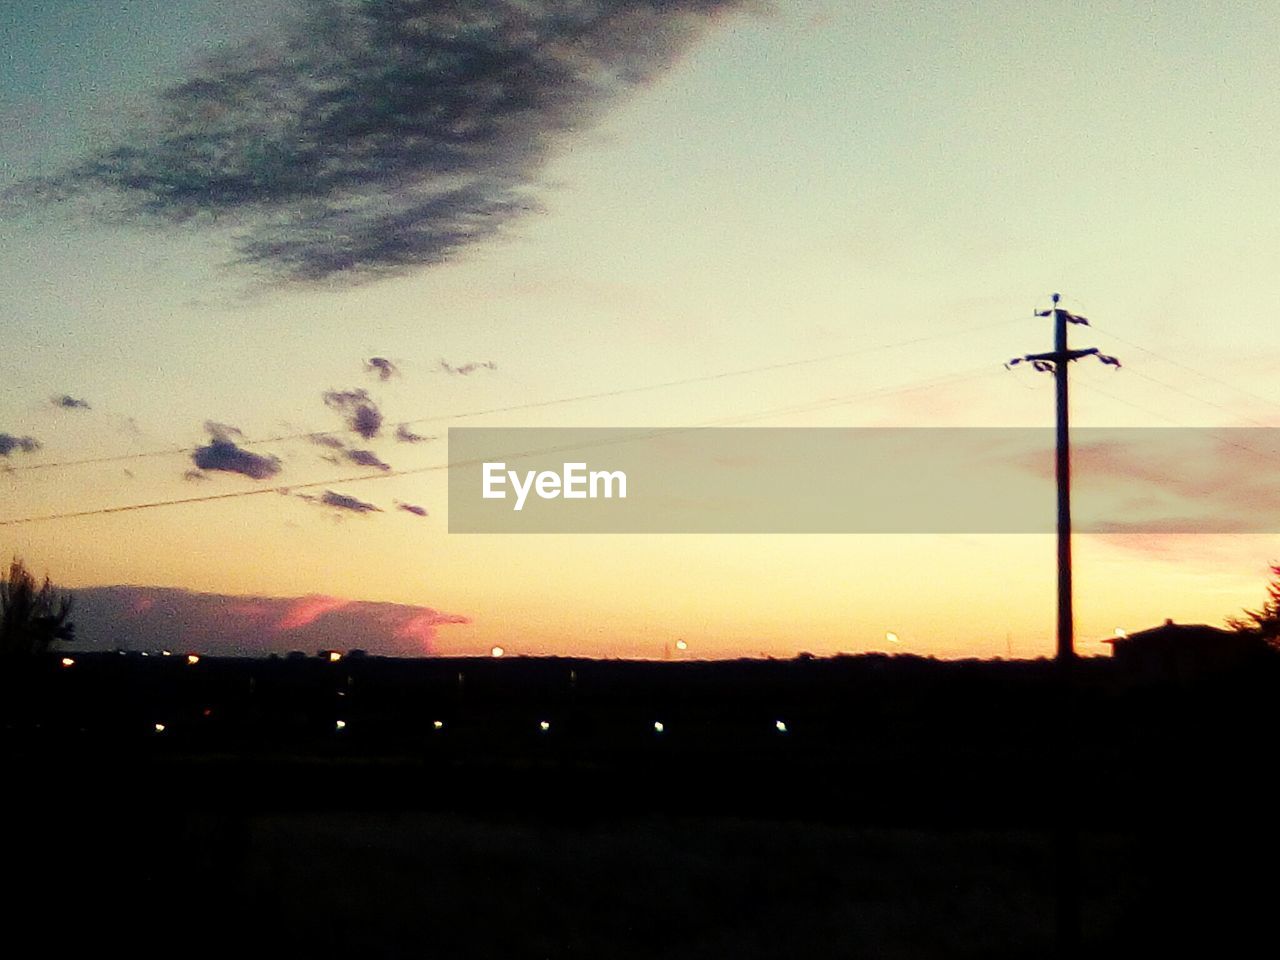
[5,653,1278,957]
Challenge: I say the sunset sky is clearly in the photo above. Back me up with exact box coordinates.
[4,0,1280,658]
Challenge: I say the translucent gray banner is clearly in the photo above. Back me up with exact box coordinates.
[447,428,1280,533]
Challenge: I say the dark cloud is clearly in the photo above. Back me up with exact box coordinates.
[440,359,497,376]
[0,434,41,457]
[396,501,429,517]
[190,421,282,480]
[345,448,391,471]
[299,489,381,514]
[365,357,399,381]
[7,0,752,283]
[395,423,433,444]
[52,394,91,410]
[323,388,383,439]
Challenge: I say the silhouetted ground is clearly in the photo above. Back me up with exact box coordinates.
[4,652,1278,957]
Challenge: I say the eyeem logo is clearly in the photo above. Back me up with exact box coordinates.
[482,462,628,511]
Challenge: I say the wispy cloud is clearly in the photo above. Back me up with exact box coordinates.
[365,357,398,381]
[322,388,383,440]
[440,359,497,376]
[190,421,283,480]
[52,394,91,410]
[345,448,391,471]
[299,489,381,514]
[309,432,347,450]
[1012,431,1280,533]
[395,423,433,444]
[6,0,753,283]
[0,434,41,457]
[393,608,470,644]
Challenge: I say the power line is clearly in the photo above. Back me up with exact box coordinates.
[13,310,1276,527]
[1040,317,1280,467]
[1084,379,1280,471]
[5,317,1026,474]
[0,366,1000,526]
[1118,368,1278,428]
[1090,322,1280,418]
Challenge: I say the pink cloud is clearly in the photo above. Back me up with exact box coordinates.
[392,609,473,647]
[276,595,351,631]
[67,586,473,656]
[1015,432,1280,533]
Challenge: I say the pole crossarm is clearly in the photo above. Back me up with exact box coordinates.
[1007,347,1120,371]
[1009,347,1100,368]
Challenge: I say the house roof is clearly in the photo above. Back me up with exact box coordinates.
[1105,619,1240,646]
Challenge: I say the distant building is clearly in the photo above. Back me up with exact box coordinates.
[1104,619,1267,682]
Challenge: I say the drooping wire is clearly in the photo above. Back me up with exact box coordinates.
[5,317,1027,474]
[0,366,1003,525]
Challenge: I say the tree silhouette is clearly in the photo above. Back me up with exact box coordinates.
[1226,562,1280,648]
[0,558,75,657]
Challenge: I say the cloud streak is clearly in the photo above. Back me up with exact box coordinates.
[8,0,753,283]
[395,423,432,444]
[440,359,497,376]
[52,394,91,410]
[310,432,347,450]
[344,448,391,471]
[299,489,381,514]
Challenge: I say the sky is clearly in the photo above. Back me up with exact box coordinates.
[4,0,1280,658]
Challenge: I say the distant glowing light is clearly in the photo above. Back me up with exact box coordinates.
[161,650,172,657]
[433,720,444,731]
[153,723,166,734]
[539,720,550,732]
[186,654,200,665]
[675,639,688,651]
[653,721,665,734]
[885,632,900,644]
[60,657,75,668]
[1115,628,1128,638]
[202,708,212,718]
[328,651,342,663]
[491,646,505,658]
[335,720,347,731]
[775,720,788,734]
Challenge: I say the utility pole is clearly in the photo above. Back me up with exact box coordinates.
[1007,294,1120,959]
[1007,293,1120,664]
